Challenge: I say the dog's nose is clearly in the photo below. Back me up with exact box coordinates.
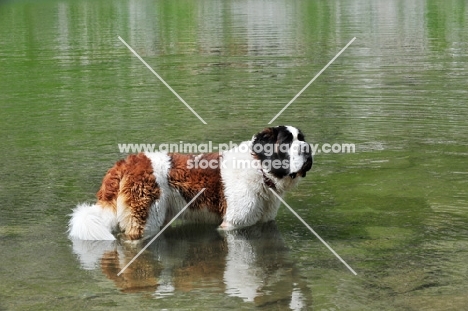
[303,149,313,172]
[306,152,313,167]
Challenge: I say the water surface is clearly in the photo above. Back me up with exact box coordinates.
[1,0,467,310]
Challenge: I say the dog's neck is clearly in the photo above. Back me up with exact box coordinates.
[260,169,276,190]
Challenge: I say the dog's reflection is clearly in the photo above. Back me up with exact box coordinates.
[71,222,311,308]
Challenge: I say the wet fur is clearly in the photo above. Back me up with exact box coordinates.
[69,126,312,240]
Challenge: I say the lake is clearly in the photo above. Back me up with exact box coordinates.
[0,0,467,310]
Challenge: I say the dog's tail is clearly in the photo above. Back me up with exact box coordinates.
[68,203,117,240]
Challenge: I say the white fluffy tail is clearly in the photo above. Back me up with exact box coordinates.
[68,203,117,240]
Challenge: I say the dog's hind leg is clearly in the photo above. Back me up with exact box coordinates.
[115,154,161,240]
[117,175,161,240]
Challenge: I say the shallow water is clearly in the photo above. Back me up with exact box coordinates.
[1,0,468,310]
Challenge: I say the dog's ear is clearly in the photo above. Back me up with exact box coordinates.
[251,127,291,178]
[252,127,278,146]
[251,127,278,159]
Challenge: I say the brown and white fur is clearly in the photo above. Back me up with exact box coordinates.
[68,126,313,240]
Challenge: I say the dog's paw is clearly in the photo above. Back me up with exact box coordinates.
[218,221,235,230]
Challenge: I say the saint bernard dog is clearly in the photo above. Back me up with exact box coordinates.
[69,126,313,241]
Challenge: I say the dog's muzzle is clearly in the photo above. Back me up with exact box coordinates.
[289,142,313,178]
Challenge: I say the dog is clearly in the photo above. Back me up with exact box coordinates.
[68,125,313,240]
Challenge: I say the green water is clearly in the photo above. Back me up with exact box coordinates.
[1,0,467,310]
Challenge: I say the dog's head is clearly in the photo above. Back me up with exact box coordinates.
[251,126,313,179]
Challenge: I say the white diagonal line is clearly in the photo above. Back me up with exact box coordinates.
[117,188,206,276]
[268,37,356,124]
[269,188,357,275]
[118,36,207,125]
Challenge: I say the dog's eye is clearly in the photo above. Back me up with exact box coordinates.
[277,132,293,146]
